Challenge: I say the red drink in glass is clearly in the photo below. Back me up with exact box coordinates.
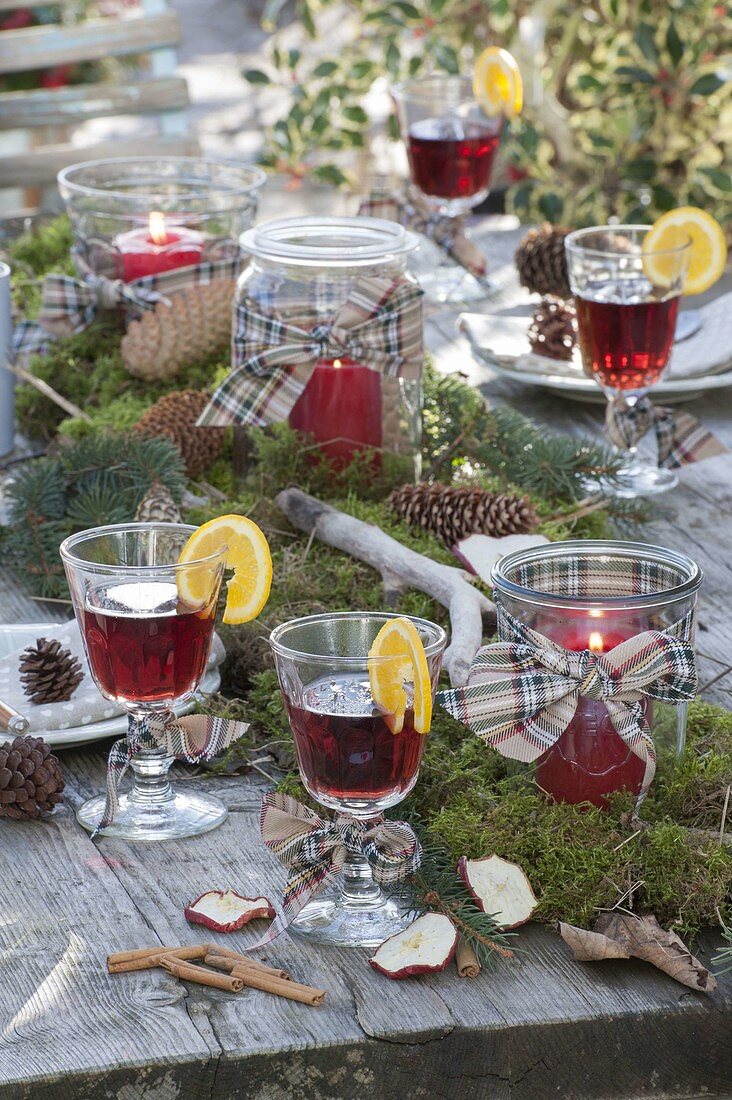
[285,672,424,810]
[406,117,500,200]
[574,295,679,392]
[80,580,215,704]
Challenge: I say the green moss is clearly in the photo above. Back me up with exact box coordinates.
[7,216,75,317]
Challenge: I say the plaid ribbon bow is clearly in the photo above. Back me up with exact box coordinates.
[437,612,697,796]
[197,274,424,427]
[358,188,489,284]
[606,396,728,469]
[259,791,422,936]
[94,710,248,838]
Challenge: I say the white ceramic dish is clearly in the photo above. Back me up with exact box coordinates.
[0,623,221,750]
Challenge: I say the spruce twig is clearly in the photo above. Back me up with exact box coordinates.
[712,910,732,976]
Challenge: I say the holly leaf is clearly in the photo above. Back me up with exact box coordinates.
[243,69,271,85]
[689,72,726,96]
[665,22,683,66]
[313,60,338,78]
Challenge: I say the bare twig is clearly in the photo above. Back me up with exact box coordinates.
[6,361,92,422]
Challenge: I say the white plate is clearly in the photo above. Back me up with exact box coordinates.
[0,623,221,750]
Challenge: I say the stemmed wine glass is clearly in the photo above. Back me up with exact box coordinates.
[391,74,503,301]
[269,611,446,947]
[565,225,691,498]
[60,522,227,840]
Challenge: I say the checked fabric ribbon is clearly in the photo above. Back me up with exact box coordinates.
[93,711,248,839]
[437,610,697,796]
[197,274,423,427]
[606,395,728,469]
[258,791,422,939]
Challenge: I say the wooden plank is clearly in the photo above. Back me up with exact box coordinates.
[0,133,199,188]
[0,13,181,74]
[0,77,190,129]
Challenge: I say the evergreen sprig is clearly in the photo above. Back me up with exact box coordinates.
[713,920,732,975]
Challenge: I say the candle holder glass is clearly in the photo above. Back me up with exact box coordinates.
[58,156,266,280]
[491,539,702,809]
[235,216,423,477]
[270,611,446,947]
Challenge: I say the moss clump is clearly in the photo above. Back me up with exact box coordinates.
[6,216,75,317]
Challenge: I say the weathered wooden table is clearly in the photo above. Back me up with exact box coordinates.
[1,217,731,1100]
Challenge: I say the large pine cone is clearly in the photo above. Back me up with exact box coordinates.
[515,224,571,299]
[0,736,65,820]
[121,280,236,381]
[19,638,83,705]
[389,483,539,546]
[528,297,577,361]
[134,390,226,479]
[135,480,183,523]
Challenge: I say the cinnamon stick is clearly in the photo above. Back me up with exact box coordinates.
[206,944,291,980]
[204,954,325,1006]
[108,945,210,974]
[456,937,481,979]
[159,955,244,993]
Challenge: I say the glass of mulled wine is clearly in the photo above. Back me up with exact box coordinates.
[269,611,446,947]
[565,225,691,498]
[392,74,503,300]
[60,522,227,841]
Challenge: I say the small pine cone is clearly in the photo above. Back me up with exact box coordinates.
[0,735,65,820]
[134,390,226,479]
[515,223,572,299]
[389,483,539,545]
[528,296,577,361]
[135,480,183,523]
[19,638,83,705]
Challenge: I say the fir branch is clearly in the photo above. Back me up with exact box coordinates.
[712,914,732,975]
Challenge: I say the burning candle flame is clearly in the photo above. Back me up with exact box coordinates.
[148,211,168,246]
[333,358,342,369]
[588,631,604,653]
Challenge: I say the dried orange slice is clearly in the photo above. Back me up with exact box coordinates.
[368,617,432,735]
[473,47,523,119]
[178,514,272,624]
[643,207,727,295]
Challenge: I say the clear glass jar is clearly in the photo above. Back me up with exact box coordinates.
[491,539,702,809]
[236,216,423,477]
[58,156,266,281]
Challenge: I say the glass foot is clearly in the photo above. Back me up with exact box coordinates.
[416,265,501,304]
[77,789,228,841]
[289,886,410,948]
[612,462,679,499]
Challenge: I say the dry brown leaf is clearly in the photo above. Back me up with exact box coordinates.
[559,913,717,993]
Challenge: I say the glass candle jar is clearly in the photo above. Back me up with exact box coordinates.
[235,216,423,476]
[57,156,266,281]
[491,540,702,808]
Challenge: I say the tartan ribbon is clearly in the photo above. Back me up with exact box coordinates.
[437,608,697,796]
[606,396,728,469]
[198,274,423,427]
[13,252,243,353]
[258,791,422,937]
[358,188,489,283]
[93,710,248,839]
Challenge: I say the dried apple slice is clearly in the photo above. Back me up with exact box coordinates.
[458,854,537,929]
[369,913,457,980]
[184,890,275,933]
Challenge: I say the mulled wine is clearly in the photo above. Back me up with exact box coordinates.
[285,672,425,813]
[407,117,500,201]
[80,579,215,705]
[574,293,679,393]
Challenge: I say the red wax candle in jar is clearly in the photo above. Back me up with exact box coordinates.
[289,357,383,469]
[534,619,647,807]
[114,211,205,282]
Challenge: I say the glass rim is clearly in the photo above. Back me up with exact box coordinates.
[392,74,474,103]
[565,224,692,259]
[240,216,418,266]
[269,611,447,664]
[491,539,703,609]
[59,522,227,572]
[57,156,267,205]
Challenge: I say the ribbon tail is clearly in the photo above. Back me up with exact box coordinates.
[653,405,729,469]
[605,699,657,797]
[92,724,137,839]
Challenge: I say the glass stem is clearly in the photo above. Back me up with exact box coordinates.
[340,849,382,908]
[608,391,639,471]
[127,713,175,807]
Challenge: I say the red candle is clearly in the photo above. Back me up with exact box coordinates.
[534,618,647,807]
[115,211,205,282]
[289,357,383,469]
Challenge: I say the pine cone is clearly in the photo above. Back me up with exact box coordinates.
[135,480,183,523]
[0,736,64,820]
[389,483,539,546]
[134,390,226,479]
[528,297,577,361]
[515,223,571,299]
[19,638,83,705]
[121,280,236,381]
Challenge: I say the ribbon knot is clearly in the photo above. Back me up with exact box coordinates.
[606,395,727,469]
